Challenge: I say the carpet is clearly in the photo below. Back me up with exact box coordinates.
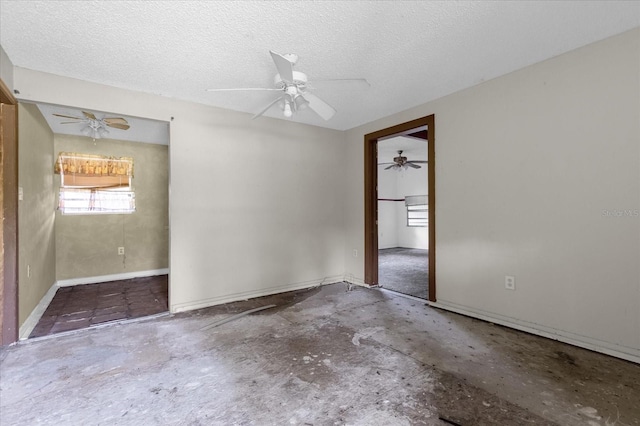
[378,247,428,299]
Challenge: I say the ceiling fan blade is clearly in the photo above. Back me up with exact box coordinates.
[252,96,284,120]
[53,113,84,120]
[384,165,395,170]
[270,50,294,83]
[206,87,282,92]
[106,122,130,130]
[409,160,428,164]
[301,92,336,120]
[104,117,128,124]
[406,162,421,169]
[59,121,82,124]
[82,111,97,120]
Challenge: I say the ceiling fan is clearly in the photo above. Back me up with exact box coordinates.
[53,111,130,140]
[380,150,427,170]
[207,50,368,121]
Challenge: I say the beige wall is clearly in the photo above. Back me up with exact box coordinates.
[17,103,56,325]
[167,107,347,311]
[343,28,640,361]
[54,135,168,280]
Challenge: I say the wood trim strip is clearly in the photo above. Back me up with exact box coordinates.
[364,134,378,285]
[426,115,436,302]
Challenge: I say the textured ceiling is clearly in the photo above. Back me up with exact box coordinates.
[1,1,639,131]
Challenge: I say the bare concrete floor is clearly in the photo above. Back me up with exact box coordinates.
[1,283,638,425]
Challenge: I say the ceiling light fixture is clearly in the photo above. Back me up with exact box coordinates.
[293,94,309,111]
[283,101,293,118]
[279,87,309,119]
[83,119,110,141]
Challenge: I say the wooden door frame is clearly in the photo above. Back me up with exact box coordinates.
[0,77,19,345]
[364,115,436,302]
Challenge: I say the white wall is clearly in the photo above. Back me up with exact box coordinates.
[377,165,429,250]
[377,165,398,249]
[13,68,347,313]
[344,28,640,362]
[396,167,428,249]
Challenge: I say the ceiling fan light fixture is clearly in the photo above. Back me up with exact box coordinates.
[283,102,293,118]
[97,127,109,138]
[293,94,309,111]
[81,126,92,136]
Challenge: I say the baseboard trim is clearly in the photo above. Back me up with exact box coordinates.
[428,299,640,365]
[56,268,169,287]
[19,282,58,340]
[170,275,344,313]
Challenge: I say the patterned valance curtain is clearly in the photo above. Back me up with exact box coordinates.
[55,152,134,189]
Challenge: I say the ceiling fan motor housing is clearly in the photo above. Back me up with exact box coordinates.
[394,150,407,165]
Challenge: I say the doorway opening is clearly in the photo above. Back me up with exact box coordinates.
[377,131,428,299]
[364,115,435,302]
[17,102,171,339]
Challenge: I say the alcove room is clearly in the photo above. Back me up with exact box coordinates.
[17,101,170,338]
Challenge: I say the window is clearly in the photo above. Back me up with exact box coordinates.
[405,195,428,227]
[55,152,135,215]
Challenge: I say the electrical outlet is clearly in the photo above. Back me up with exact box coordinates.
[505,275,516,290]
[353,249,358,258]
[118,247,125,255]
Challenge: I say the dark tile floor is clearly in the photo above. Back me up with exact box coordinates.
[30,275,168,338]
